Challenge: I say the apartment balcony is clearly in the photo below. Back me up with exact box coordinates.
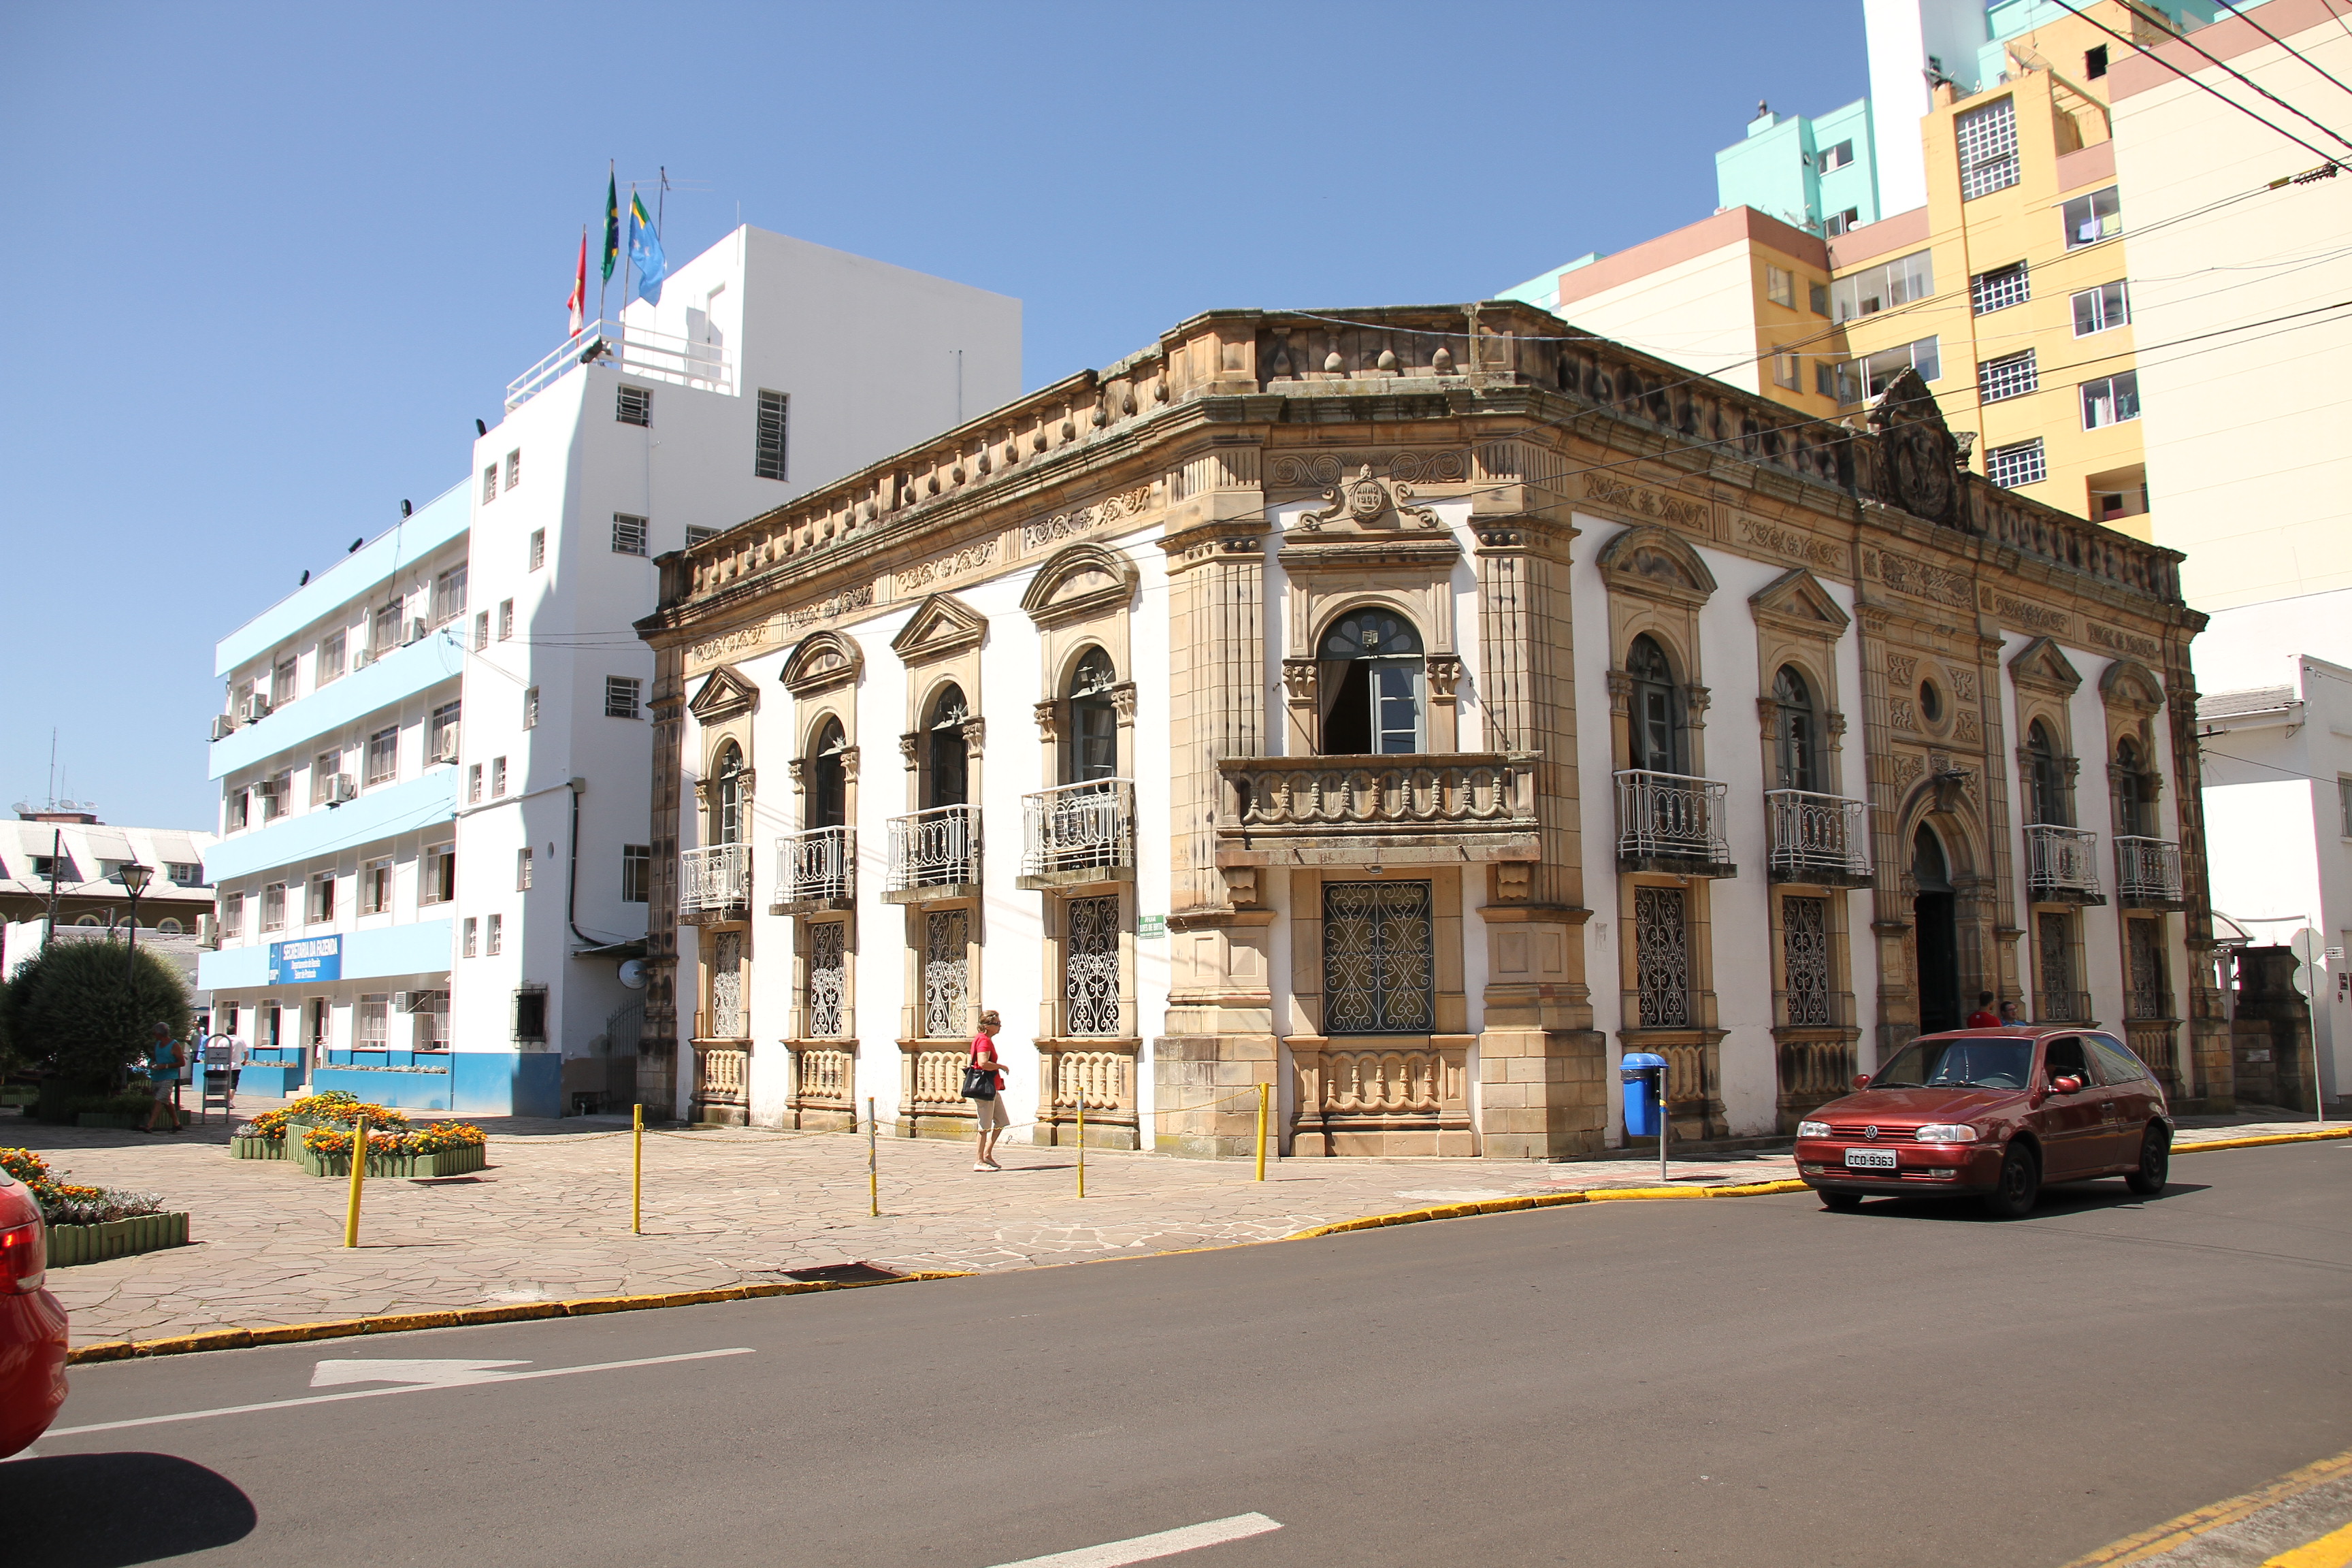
[505,318,734,412]
[1214,753,1540,869]
[1765,789,1872,887]
[2025,824,2106,905]
[1615,770,1736,877]
[1018,781,1135,890]
[771,826,855,915]
[883,805,981,904]
[2115,836,2185,909]
[679,843,753,924]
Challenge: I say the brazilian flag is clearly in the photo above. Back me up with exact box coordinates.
[601,172,620,284]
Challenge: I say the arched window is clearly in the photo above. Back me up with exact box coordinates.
[713,741,747,844]
[1066,647,1117,783]
[2026,720,2068,826]
[75,914,101,928]
[1318,608,1424,755]
[2113,736,2156,838]
[926,683,970,808]
[807,717,847,830]
[158,918,183,934]
[1770,664,1821,792]
[1626,634,1687,774]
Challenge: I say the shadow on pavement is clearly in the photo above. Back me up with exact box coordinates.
[1835,1179,2212,1222]
[2,1452,257,1565]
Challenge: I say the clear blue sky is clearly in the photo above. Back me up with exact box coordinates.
[0,1,1865,830]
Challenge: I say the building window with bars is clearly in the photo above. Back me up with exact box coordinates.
[706,931,743,1038]
[1986,438,2047,489]
[1635,886,1691,1028]
[473,611,489,651]
[498,598,514,639]
[1064,895,1122,1036]
[527,529,545,570]
[2037,912,2080,1021]
[2063,186,2121,248]
[611,514,648,556]
[463,917,478,958]
[523,687,540,729]
[1782,896,1832,1026]
[807,921,847,1036]
[482,464,497,504]
[605,676,642,719]
[1322,881,1435,1034]
[365,726,399,786]
[1971,261,2030,315]
[1979,349,2039,404]
[617,383,652,426]
[2082,372,2141,429]
[517,848,533,892]
[2126,918,2170,1020]
[487,913,504,956]
[755,389,789,480]
[505,449,521,489]
[923,910,970,1039]
[2073,280,2129,336]
[686,525,720,546]
[491,755,508,796]
[1957,97,2019,199]
[622,845,649,903]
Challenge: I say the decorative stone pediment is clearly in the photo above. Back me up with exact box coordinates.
[1749,567,1850,638]
[779,630,862,698]
[889,592,987,662]
[2009,636,2084,697]
[1296,464,1441,534]
[1596,523,1718,607]
[687,665,760,723]
[1867,368,1963,527]
[2098,657,2166,715]
[1019,543,1138,628]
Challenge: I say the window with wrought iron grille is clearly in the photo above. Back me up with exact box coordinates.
[605,676,642,719]
[622,844,649,903]
[2073,280,2129,335]
[1782,896,1833,1027]
[923,910,970,1039]
[1635,886,1691,1028]
[2037,912,2080,1021]
[1971,261,2030,315]
[611,514,648,556]
[2126,919,2170,1020]
[755,389,789,480]
[2081,372,2140,429]
[1957,97,2019,199]
[1985,438,2046,489]
[1322,881,1435,1034]
[616,383,651,427]
[1979,349,2039,404]
[1064,895,1122,1036]
[807,920,847,1036]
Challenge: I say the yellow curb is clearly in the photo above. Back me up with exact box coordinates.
[2269,1519,2352,1568]
[2057,1445,2352,1567]
[2176,1128,2352,1155]
[1281,1177,1810,1240]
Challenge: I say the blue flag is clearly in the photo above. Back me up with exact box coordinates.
[626,191,666,306]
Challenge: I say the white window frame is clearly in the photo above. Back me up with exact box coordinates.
[1978,348,2039,404]
[605,676,643,720]
[1986,438,2048,488]
[612,514,649,556]
[2081,371,2141,429]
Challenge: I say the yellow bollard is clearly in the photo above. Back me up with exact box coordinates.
[1076,1098,1086,1198]
[342,1117,368,1247]
[1255,1082,1269,1181]
[867,1096,879,1218]
[631,1102,643,1235]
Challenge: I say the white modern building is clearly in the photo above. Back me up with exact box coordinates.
[198,226,1019,1114]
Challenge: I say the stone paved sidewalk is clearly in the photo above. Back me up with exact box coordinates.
[6,1096,2332,1348]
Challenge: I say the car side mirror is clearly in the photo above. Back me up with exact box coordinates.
[1852,1074,1871,1090]
[2052,1075,2085,1094]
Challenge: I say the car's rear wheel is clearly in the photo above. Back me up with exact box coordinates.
[1980,1143,2040,1219]
[1819,1190,1864,1211]
[2125,1125,2170,1196]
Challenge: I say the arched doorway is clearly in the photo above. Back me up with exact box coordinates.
[1912,824,1961,1033]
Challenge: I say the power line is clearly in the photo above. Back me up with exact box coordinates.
[2216,0,2352,104]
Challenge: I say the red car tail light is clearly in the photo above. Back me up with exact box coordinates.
[0,1220,45,1294]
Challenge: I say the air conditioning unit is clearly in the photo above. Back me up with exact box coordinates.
[353,645,378,670]
[325,773,359,805]
[434,735,461,766]
[238,694,272,723]
[255,777,284,800]
[197,915,219,949]
[402,618,429,645]
[210,714,238,741]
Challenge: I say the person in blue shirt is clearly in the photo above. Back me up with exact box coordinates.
[141,1021,184,1133]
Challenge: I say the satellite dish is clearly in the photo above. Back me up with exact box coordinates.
[617,958,646,990]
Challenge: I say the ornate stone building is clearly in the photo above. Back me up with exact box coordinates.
[634,301,2230,1158]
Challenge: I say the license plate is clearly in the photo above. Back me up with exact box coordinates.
[1844,1147,1899,1170]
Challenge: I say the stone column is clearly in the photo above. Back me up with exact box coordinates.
[639,637,687,1120]
[2165,666,2234,1109]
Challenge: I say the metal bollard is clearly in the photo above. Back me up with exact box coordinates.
[342,1117,368,1247]
[1255,1082,1269,1181]
[867,1096,879,1218]
[1076,1098,1086,1198]
[632,1102,643,1235]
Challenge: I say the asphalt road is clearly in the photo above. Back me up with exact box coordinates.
[12,1141,2351,1568]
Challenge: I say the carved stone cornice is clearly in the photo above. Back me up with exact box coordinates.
[1281,659,1318,702]
[898,732,920,770]
[1033,700,1061,740]
[960,717,987,757]
[1109,681,1138,724]
[1426,655,1463,702]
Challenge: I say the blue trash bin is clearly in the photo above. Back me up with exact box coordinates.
[1621,1052,1668,1139]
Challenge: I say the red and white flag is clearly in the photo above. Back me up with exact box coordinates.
[567,227,588,336]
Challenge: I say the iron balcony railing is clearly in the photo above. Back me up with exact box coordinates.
[1765,789,1872,881]
[886,804,981,893]
[505,318,734,411]
[775,826,855,905]
[679,843,752,918]
[2035,990,2096,1025]
[2025,823,2103,898]
[2114,836,2183,902]
[1021,780,1134,878]
[1614,770,1732,868]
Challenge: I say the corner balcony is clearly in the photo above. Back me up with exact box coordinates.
[505,318,734,412]
[1018,780,1134,890]
[2114,836,2185,909]
[771,826,855,915]
[1765,789,1872,887]
[884,804,981,904]
[1615,770,1737,877]
[679,843,753,924]
[2025,824,2106,905]
[1214,753,1541,868]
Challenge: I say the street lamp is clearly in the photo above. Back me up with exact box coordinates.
[116,862,153,978]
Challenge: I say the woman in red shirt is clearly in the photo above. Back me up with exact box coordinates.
[969,1009,1009,1171]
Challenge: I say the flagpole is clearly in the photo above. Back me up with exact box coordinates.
[596,159,613,328]
[626,181,638,326]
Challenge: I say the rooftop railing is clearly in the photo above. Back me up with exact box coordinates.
[506,318,734,412]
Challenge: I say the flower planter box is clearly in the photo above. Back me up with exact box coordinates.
[46,1211,190,1268]
[76,1113,144,1130]
[229,1135,287,1161]
[291,1142,487,1179]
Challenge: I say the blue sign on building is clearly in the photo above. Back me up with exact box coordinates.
[270,935,342,985]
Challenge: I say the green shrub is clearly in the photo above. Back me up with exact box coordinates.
[2,940,191,1091]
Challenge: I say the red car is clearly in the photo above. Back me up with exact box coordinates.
[1795,1026,2172,1218]
[0,1163,69,1456]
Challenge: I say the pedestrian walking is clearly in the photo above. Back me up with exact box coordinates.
[966,1009,1009,1171]
[141,1021,184,1133]
[1965,991,1999,1028]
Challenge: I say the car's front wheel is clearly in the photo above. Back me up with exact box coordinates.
[1819,1189,1863,1211]
[1980,1143,2040,1219]
[2125,1125,2170,1196]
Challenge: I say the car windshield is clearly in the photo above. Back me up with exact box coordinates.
[1871,1038,2034,1090]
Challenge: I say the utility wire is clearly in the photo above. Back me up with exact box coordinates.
[2217,0,2352,103]
[2049,0,2352,167]
[2147,0,2352,149]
